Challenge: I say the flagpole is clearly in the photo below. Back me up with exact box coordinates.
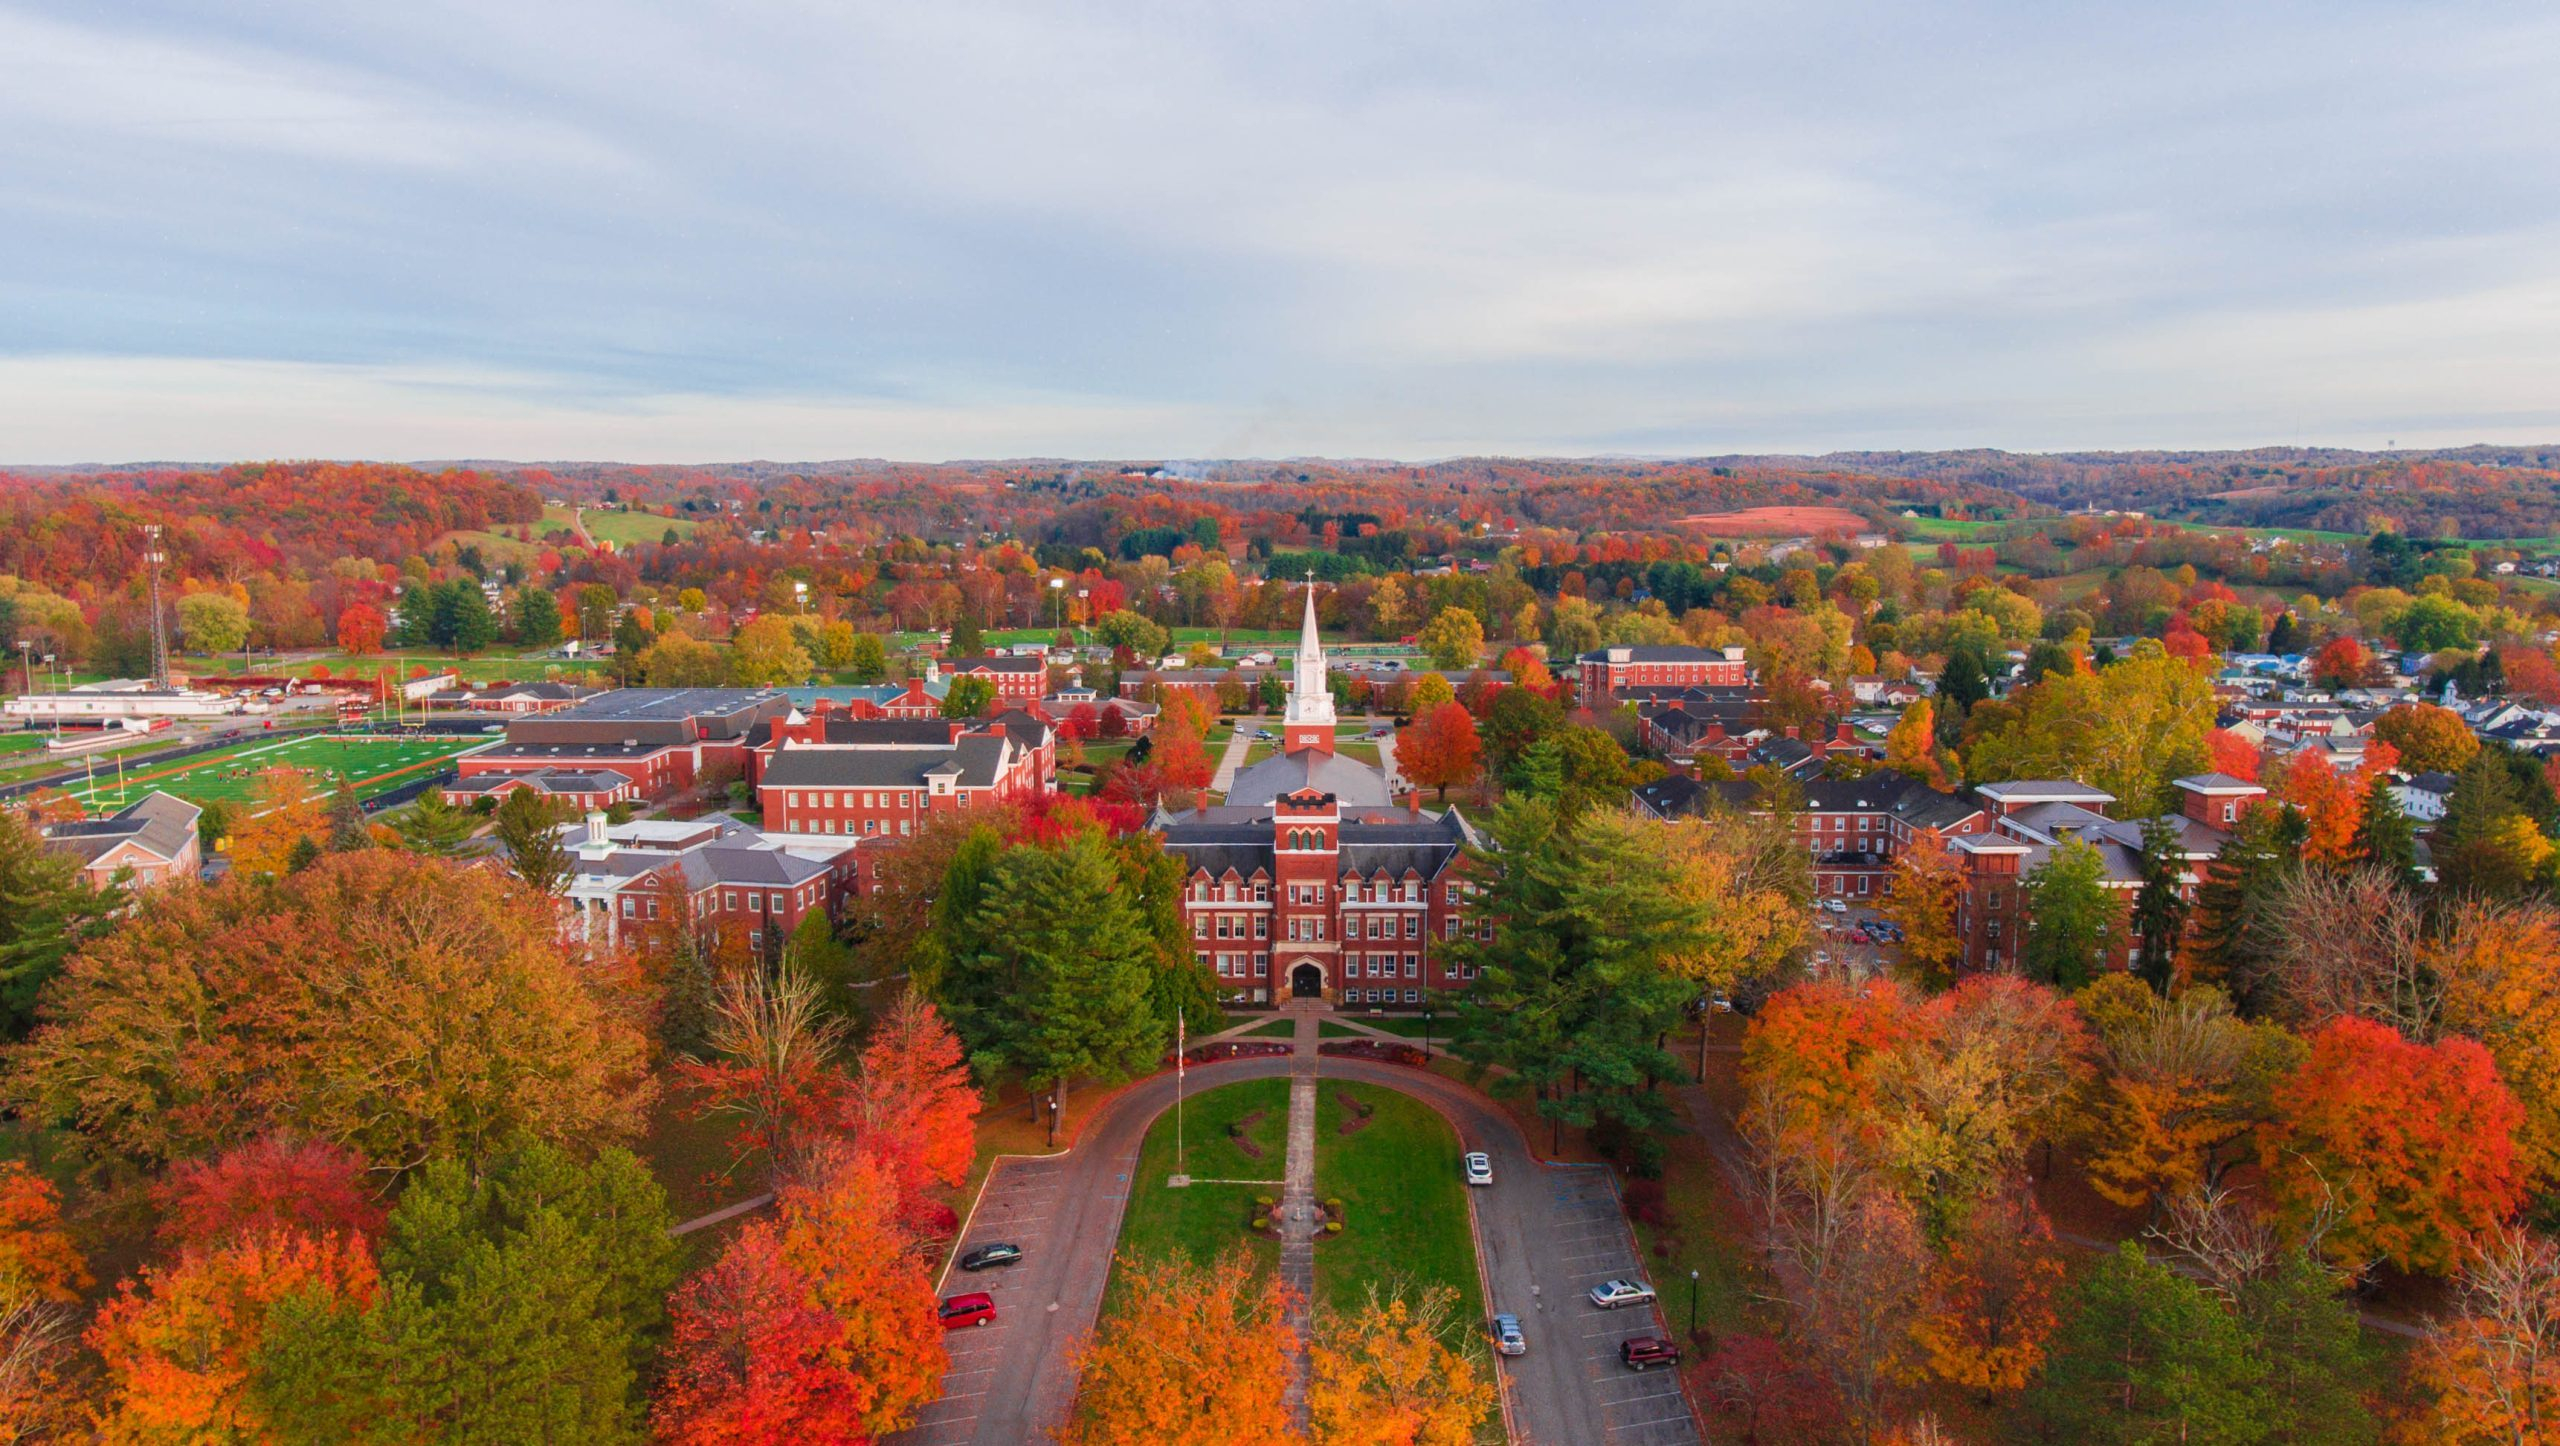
[1176,1012,1186,1180]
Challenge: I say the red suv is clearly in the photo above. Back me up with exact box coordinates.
[939,1292,997,1329]
[1619,1336,1681,1371]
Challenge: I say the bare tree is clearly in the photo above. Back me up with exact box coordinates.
[2269,865,2437,1037]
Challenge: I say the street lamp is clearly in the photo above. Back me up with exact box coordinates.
[1046,1093,1061,1148]
[1422,1005,1434,1056]
[1688,1269,1700,1339]
[1049,576,1065,636]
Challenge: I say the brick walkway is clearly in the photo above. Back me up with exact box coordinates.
[1277,1008,1320,1425]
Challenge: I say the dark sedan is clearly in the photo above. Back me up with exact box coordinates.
[958,1242,1024,1272]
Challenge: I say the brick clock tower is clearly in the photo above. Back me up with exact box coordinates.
[1281,577,1337,756]
[1272,787,1340,1000]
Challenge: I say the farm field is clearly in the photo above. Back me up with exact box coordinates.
[550,504,699,547]
[1678,504,1868,536]
[55,732,489,814]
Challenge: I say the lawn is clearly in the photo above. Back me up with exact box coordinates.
[555,503,699,548]
[1103,1078,1290,1316]
[1348,1014,1451,1041]
[1313,1082,1484,1325]
[55,732,488,814]
[1239,1018,1297,1039]
[1316,1021,1363,1039]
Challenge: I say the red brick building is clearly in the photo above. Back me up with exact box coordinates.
[937,653,1049,705]
[453,687,792,800]
[1576,645,1748,705]
[561,815,857,954]
[753,703,1053,839]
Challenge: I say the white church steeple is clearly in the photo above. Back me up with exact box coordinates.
[1282,574,1336,754]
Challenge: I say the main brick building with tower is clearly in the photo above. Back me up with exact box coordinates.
[1153,583,1487,1005]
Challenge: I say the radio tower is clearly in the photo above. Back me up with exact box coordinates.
[141,525,170,689]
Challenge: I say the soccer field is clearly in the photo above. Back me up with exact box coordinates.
[57,733,489,814]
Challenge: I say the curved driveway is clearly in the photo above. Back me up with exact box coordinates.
[893,1054,1696,1445]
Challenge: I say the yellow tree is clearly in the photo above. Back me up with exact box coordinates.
[1064,1252,1297,1446]
[1308,1283,1496,1446]
[2435,899,2560,1184]
[2404,1224,2560,1445]
[223,765,326,877]
[1660,814,1805,997]
[1879,832,1966,989]
[2075,985,2297,1210]
[1882,699,1946,787]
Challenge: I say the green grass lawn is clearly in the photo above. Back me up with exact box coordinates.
[1103,1079,1290,1317]
[1313,1082,1484,1326]
[1239,1018,1297,1039]
[1316,1021,1363,1039]
[1345,1014,1449,1040]
[1895,514,2011,540]
[555,503,699,547]
[57,732,487,814]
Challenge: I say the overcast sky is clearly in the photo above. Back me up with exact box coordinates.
[3,2,2557,463]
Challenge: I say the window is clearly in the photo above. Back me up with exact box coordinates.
[725,891,737,910]
[787,792,800,807]
[1405,989,1419,1004]
[1254,954,1269,975]
[1405,955,1418,978]
[1254,915,1268,939]
[1194,916,1208,939]
[1403,914,1419,939]
[1254,882,1269,902]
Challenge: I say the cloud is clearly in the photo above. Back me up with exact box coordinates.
[0,2,2555,458]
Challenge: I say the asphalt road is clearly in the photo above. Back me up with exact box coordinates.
[890,1053,1697,1446]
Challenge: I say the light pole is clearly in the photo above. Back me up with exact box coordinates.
[1423,1005,1434,1056]
[1047,1093,1061,1148]
[12,640,28,708]
[1688,1269,1700,1339]
[1049,576,1065,637]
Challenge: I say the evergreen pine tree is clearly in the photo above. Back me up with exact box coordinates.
[656,905,714,1058]
[920,825,1011,1060]
[2238,1253,2379,1446]
[2351,781,2421,889]
[494,789,571,897]
[0,811,120,1041]
[513,587,562,649]
[2024,1243,2266,1444]
[2130,816,2190,994]
[326,779,371,853]
[285,835,323,874]
[2188,803,2303,1016]
[988,831,1168,1128]
[949,613,985,659]
[445,583,498,656]
[386,788,478,857]
[1936,645,1990,717]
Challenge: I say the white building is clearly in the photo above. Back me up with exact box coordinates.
[4,679,239,724]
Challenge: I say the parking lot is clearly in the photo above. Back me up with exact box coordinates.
[1502,1169,1700,1445]
[895,1154,1070,1445]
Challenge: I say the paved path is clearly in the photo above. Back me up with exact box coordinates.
[1278,1013,1320,1424]
[1208,715,1262,795]
[1375,724,1405,791]
[891,1038,1697,1445]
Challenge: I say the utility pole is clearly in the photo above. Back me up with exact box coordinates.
[141,525,171,689]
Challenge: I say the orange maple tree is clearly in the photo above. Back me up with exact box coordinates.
[1741,978,1933,1144]
[1909,1187,2065,1396]
[1063,1251,1297,1446]
[336,602,387,656]
[2260,1016,2526,1276]
[848,995,980,1233]
[88,1230,379,1441]
[655,1226,872,1446]
[770,1145,947,1436]
[1397,700,1482,802]
[0,1163,86,1307]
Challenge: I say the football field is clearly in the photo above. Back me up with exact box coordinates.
[56,732,488,814]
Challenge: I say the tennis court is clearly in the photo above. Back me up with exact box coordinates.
[57,733,490,814]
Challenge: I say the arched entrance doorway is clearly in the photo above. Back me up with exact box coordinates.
[1289,962,1324,999]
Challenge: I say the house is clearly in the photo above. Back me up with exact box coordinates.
[37,790,202,890]
[2395,771,2457,823]
[1042,688,1157,737]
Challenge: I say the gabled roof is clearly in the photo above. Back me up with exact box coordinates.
[1224,748,1393,808]
[41,790,200,866]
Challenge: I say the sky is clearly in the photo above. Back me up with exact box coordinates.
[2,1,2558,463]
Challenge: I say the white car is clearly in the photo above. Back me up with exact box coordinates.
[1823,898,1849,914]
[1463,1152,1493,1186]
[1588,1279,1658,1310]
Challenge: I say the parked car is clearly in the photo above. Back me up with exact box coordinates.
[958,1243,1023,1272]
[1588,1279,1658,1310]
[1490,1313,1527,1356]
[1463,1152,1493,1186]
[938,1292,997,1329]
[1619,1335,1681,1370]
[1822,898,1849,914]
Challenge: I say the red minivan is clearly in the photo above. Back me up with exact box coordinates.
[939,1292,997,1330]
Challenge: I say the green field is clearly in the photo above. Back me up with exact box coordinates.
[1102,1079,1290,1316]
[56,732,488,814]
[1895,514,2011,540]
[1314,1082,1486,1330]
[549,504,699,548]
[181,652,612,685]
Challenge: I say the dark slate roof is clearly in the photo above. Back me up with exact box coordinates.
[759,734,1014,789]
[1578,646,1737,664]
[1631,774,1758,819]
[1224,748,1393,808]
[1155,804,1476,882]
[470,741,677,763]
[42,789,200,864]
[799,718,959,746]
